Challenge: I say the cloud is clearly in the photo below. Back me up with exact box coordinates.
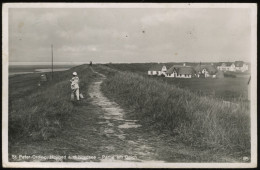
[8,8,252,63]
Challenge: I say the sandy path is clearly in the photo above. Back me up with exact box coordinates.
[89,67,163,162]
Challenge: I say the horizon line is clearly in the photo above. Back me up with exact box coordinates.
[9,61,251,65]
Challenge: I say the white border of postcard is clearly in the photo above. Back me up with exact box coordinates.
[2,3,257,168]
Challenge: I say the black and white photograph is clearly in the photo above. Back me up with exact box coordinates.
[2,3,257,168]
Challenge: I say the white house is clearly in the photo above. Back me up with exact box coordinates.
[234,61,249,72]
[217,61,248,72]
[165,65,195,78]
[148,64,167,76]
[194,64,218,78]
[217,63,233,72]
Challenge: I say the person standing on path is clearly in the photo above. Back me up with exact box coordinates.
[70,72,80,101]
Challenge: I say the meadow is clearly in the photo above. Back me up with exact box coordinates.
[103,63,250,101]
[96,65,250,157]
[149,77,249,101]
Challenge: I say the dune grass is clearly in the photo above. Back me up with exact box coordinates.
[103,63,249,102]
[9,64,95,143]
[98,65,250,156]
[149,76,249,102]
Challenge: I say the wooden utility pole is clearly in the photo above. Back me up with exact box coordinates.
[51,44,53,80]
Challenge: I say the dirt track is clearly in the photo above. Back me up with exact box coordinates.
[88,68,162,162]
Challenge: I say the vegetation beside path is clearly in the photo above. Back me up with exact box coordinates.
[9,64,96,144]
[96,65,250,160]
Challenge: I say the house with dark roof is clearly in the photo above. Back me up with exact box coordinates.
[194,64,218,78]
[148,64,167,76]
[165,64,195,78]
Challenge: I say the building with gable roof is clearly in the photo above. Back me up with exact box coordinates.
[234,61,249,72]
[194,64,218,78]
[217,62,234,71]
[165,64,195,78]
[217,61,248,72]
[148,64,167,76]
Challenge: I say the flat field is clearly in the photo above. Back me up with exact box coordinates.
[151,77,249,101]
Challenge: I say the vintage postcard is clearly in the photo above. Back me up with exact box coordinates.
[2,3,257,168]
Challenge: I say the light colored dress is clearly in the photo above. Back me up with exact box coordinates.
[70,76,80,101]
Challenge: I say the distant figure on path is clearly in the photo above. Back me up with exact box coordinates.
[70,72,80,101]
[90,61,92,67]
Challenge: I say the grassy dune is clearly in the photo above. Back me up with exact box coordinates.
[9,64,96,143]
[103,63,250,101]
[99,66,250,156]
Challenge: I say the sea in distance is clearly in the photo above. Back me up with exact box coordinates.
[9,64,76,76]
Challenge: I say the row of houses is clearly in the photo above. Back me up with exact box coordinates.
[148,63,219,78]
[217,61,249,72]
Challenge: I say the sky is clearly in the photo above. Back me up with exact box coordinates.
[9,7,252,64]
